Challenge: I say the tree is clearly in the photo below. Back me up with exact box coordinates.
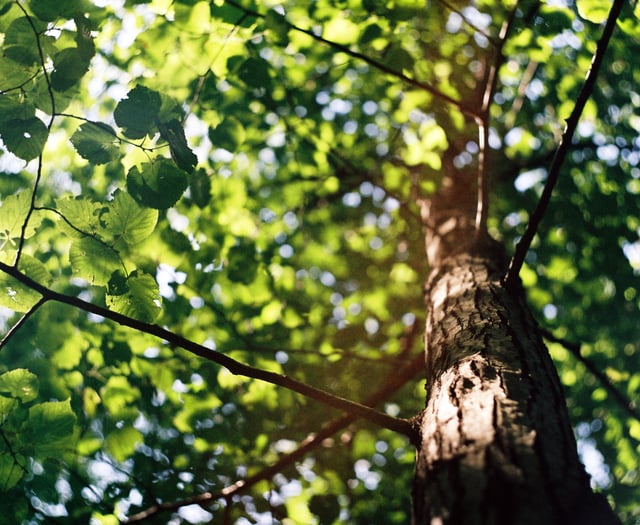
[0,0,638,523]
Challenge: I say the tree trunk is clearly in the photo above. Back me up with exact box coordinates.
[412,176,621,524]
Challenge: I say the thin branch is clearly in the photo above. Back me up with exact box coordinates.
[0,261,417,439]
[123,329,423,523]
[0,297,46,352]
[223,0,479,119]
[541,329,640,424]
[14,4,57,265]
[503,0,625,287]
[475,2,521,234]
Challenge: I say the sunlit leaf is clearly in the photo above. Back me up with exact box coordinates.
[69,237,121,285]
[106,270,161,323]
[0,369,38,402]
[103,190,158,245]
[576,0,611,24]
[0,191,40,242]
[105,427,143,462]
[0,254,51,312]
[23,399,76,456]
[70,121,120,164]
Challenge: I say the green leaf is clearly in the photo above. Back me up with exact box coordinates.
[56,197,104,238]
[105,427,143,462]
[0,96,36,122]
[28,0,83,21]
[103,190,158,245]
[237,57,272,89]
[0,397,18,425]
[106,270,161,323]
[227,242,259,284]
[189,169,212,208]
[3,17,42,65]
[69,237,121,285]
[114,85,162,139]
[70,122,120,164]
[208,117,246,152]
[23,399,76,456]
[0,117,48,162]
[158,119,197,173]
[126,159,188,209]
[0,369,38,402]
[264,9,289,45]
[51,48,91,92]
[0,191,40,242]
[576,0,610,23]
[0,254,51,312]
[0,453,25,490]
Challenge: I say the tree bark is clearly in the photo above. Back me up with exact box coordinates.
[412,176,621,524]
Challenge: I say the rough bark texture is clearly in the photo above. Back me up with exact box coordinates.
[412,175,621,524]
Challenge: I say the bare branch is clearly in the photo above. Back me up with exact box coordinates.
[504,0,626,287]
[541,329,640,424]
[0,261,417,439]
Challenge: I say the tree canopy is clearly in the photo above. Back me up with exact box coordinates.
[0,0,638,523]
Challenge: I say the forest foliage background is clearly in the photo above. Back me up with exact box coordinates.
[0,0,639,523]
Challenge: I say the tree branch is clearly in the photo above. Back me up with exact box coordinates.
[0,261,417,439]
[0,297,46,352]
[474,1,521,234]
[122,328,423,523]
[504,0,625,287]
[541,328,640,424]
[223,0,479,119]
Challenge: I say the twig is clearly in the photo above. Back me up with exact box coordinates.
[223,0,479,119]
[474,4,520,234]
[14,5,57,265]
[503,0,625,287]
[541,328,640,423]
[0,297,46,352]
[0,261,417,439]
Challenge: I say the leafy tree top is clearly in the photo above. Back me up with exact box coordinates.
[0,0,638,523]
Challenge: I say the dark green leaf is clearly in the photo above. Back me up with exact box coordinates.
[28,0,83,21]
[208,117,245,152]
[0,117,48,162]
[189,168,212,208]
[126,159,188,209]
[237,57,272,89]
[114,85,162,139]
[3,17,42,65]
[158,119,197,173]
[51,48,91,92]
